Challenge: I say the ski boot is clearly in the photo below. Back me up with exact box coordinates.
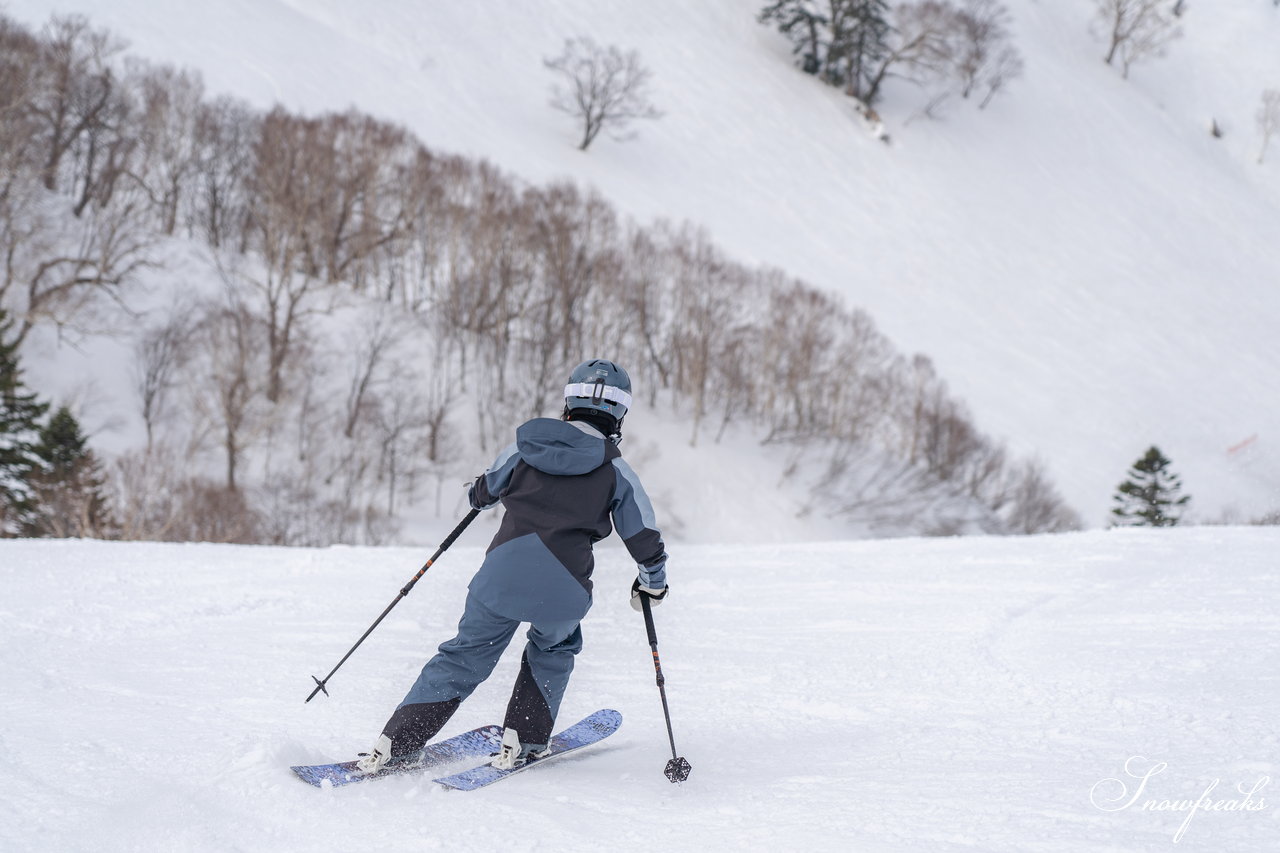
[490,727,551,770]
[355,733,417,774]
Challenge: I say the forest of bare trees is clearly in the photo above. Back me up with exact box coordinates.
[0,12,1081,544]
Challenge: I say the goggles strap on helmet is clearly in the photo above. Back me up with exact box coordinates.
[563,383,633,410]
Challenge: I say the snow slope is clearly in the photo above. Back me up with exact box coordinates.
[2,528,1278,852]
[7,0,1280,528]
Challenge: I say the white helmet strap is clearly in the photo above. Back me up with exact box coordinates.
[564,382,632,410]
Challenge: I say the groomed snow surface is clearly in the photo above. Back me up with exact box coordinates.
[3,528,1277,852]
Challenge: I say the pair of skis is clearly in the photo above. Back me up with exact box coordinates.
[291,709,620,791]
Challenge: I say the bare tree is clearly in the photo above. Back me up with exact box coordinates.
[977,44,1024,108]
[229,108,333,404]
[619,226,673,397]
[0,16,41,181]
[666,228,741,446]
[64,59,135,219]
[192,95,257,249]
[129,60,205,235]
[528,182,615,368]
[0,15,150,348]
[1257,88,1280,165]
[367,360,459,518]
[111,444,185,540]
[133,307,189,451]
[342,304,403,439]
[544,37,663,151]
[0,20,43,335]
[1001,459,1082,533]
[863,2,957,105]
[192,298,265,491]
[0,184,152,349]
[950,0,1023,108]
[1093,0,1181,79]
[316,111,412,288]
[28,14,126,193]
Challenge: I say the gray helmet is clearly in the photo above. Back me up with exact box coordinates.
[564,359,632,420]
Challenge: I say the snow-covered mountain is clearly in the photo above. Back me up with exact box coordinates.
[7,0,1280,531]
[3,528,1277,851]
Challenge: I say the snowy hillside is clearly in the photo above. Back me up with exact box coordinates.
[2,528,1278,851]
[7,0,1280,528]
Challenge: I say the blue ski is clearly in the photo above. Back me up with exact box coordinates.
[433,709,622,791]
[291,724,503,787]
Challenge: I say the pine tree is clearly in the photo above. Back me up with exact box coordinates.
[833,0,892,100]
[760,1,892,94]
[1110,445,1190,527]
[0,311,49,536]
[759,1,831,76]
[30,405,116,538]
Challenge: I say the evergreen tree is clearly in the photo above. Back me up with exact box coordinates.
[0,310,49,536]
[760,1,892,98]
[759,0,830,76]
[1110,445,1190,527]
[30,405,116,538]
[832,0,892,100]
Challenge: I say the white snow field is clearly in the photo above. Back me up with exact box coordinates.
[2,528,1277,852]
[7,0,1280,527]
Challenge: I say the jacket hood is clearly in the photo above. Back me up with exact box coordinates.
[516,418,611,476]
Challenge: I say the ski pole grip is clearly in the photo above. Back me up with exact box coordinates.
[441,508,481,550]
[640,592,659,648]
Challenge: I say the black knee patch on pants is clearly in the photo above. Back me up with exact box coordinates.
[382,697,461,757]
[503,652,554,746]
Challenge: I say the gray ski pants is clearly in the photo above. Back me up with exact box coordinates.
[397,589,583,746]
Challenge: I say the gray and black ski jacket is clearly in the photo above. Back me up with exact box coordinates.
[466,418,668,624]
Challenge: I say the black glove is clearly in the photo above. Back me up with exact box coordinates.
[630,577,669,612]
[466,475,495,511]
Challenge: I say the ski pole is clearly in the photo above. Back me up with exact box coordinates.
[640,592,692,783]
[305,508,480,702]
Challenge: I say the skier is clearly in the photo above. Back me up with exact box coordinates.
[356,359,669,773]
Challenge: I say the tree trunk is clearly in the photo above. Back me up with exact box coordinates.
[225,431,238,491]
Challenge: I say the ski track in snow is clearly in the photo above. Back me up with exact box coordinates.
[2,529,1278,852]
